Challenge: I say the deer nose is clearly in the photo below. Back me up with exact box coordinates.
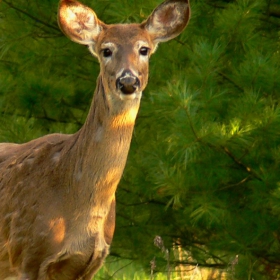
[116,70,140,94]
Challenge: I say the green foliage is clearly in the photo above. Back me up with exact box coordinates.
[116,0,280,279]
[1,0,280,279]
[94,257,170,280]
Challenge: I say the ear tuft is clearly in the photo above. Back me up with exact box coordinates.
[143,0,190,43]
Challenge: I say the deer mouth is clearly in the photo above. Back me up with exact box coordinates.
[118,83,139,94]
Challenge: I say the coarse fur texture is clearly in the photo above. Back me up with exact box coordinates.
[0,0,190,279]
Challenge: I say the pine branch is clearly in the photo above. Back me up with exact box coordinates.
[174,260,226,269]
[0,60,19,66]
[184,108,200,142]
[216,177,250,191]
[2,0,61,33]
[268,4,280,18]
[0,111,83,127]
[42,107,83,127]
[218,72,244,92]
[118,199,166,207]
[222,146,262,181]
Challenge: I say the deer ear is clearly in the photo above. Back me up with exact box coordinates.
[58,0,105,45]
[142,0,190,44]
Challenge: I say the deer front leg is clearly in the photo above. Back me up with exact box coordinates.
[41,244,109,280]
[79,245,110,280]
[80,199,115,279]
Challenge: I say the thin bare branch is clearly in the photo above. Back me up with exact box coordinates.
[2,0,60,33]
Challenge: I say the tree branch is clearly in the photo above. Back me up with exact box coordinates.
[223,146,262,181]
[2,0,61,33]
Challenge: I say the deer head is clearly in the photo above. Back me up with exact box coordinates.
[58,0,190,102]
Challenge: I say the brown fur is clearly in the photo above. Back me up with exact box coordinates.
[0,0,190,279]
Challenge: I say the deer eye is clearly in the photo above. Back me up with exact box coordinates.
[139,47,149,56]
[102,48,113,58]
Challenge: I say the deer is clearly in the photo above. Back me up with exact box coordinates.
[0,0,190,279]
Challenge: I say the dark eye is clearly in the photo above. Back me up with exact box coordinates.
[139,47,149,56]
[102,48,112,58]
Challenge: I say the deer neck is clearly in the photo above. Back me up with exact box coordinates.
[68,75,140,205]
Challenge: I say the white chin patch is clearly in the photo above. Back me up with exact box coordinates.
[120,91,142,101]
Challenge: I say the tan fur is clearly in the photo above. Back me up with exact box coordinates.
[0,0,190,279]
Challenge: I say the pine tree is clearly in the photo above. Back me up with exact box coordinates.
[117,0,280,279]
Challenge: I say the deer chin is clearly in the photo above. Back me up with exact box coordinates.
[119,91,142,101]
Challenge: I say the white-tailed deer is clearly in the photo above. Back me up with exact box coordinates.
[0,0,190,279]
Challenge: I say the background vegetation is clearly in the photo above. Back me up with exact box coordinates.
[1,0,280,279]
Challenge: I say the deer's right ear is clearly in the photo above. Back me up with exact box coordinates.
[58,0,105,46]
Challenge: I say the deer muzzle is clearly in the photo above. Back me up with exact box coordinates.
[116,70,140,95]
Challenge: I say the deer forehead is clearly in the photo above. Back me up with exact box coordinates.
[96,24,154,50]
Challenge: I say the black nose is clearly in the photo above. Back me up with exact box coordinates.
[116,70,140,94]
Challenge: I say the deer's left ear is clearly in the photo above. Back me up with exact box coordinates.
[142,0,190,44]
